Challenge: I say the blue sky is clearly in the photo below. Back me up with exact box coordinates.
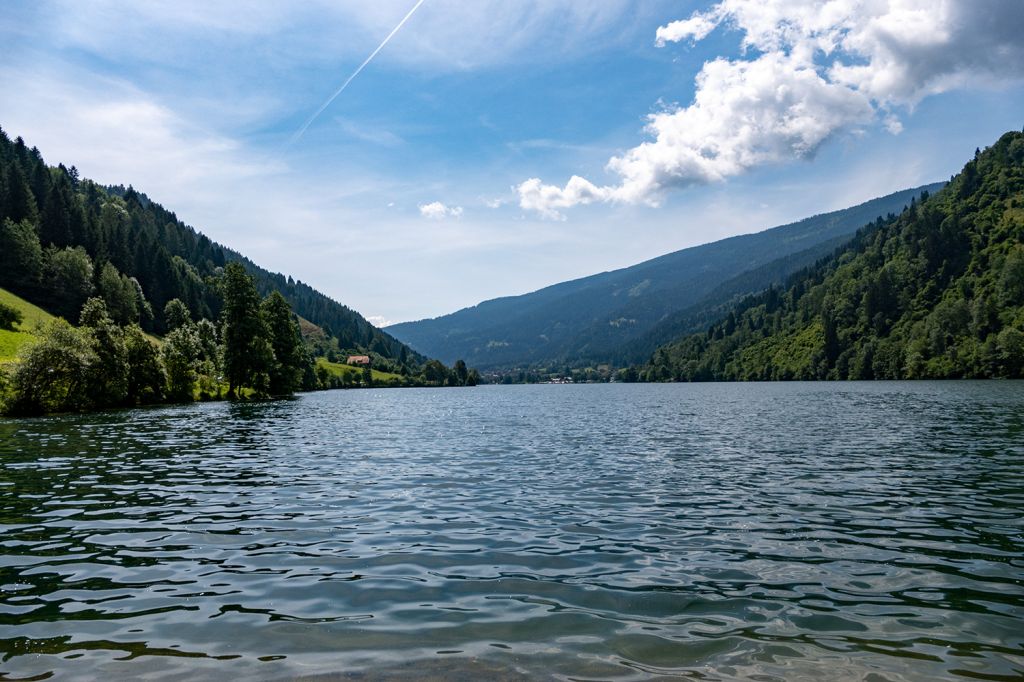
[1,1,1022,324]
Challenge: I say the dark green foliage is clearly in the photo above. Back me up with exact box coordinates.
[2,163,39,226]
[221,263,272,397]
[124,325,165,404]
[0,218,43,293]
[262,291,305,396]
[453,359,469,386]
[40,171,77,248]
[98,262,145,325]
[163,298,192,331]
[162,324,202,402]
[422,359,448,384]
[79,298,129,407]
[6,319,98,415]
[0,301,22,331]
[641,131,1024,382]
[43,246,94,319]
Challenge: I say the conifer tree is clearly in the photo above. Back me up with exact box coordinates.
[261,290,305,396]
[220,262,271,397]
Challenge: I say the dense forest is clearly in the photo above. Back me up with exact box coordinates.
[636,130,1024,382]
[0,126,478,415]
[0,125,420,369]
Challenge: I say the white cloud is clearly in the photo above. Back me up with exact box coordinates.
[419,201,463,220]
[520,0,1024,217]
[654,11,722,47]
[365,315,394,328]
[0,66,282,207]
[517,176,611,220]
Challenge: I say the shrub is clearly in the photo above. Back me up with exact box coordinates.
[0,302,23,331]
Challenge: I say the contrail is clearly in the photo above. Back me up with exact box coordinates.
[291,0,426,144]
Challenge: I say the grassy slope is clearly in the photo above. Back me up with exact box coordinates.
[0,288,56,363]
[316,357,403,383]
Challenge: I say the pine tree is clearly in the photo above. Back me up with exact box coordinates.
[220,262,271,397]
[261,290,306,396]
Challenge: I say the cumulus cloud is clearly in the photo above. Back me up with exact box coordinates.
[419,201,463,219]
[520,0,1024,218]
[517,176,611,220]
[654,11,721,46]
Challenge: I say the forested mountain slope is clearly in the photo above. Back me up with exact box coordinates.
[388,184,942,370]
[0,126,421,367]
[640,131,1024,381]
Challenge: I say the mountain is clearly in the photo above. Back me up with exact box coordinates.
[0,126,423,369]
[640,130,1024,381]
[387,183,944,370]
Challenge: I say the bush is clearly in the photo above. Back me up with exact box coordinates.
[0,302,23,331]
[6,319,98,415]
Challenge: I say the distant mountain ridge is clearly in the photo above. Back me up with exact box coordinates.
[387,183,945,369]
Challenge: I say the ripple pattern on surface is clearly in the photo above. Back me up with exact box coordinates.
[1,382,1023,680]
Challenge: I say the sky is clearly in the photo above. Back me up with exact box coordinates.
[1,1,1023,325]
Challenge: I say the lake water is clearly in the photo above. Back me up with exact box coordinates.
[1,382,1022,681]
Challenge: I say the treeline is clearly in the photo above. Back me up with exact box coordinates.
[0,126,421,370]
[0,262,481,416]
[637,130,1024,381]
[0,263,302,415]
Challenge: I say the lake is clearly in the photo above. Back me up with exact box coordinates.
[1,382,1022,680]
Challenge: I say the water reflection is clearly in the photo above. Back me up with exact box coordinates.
[1,382,1023,680]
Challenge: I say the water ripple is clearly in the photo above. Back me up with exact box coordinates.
[1,382,1023,680]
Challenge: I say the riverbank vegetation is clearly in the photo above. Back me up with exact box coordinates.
[0,268,479,417]
[636,131,1024,381]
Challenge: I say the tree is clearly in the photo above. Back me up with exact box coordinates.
[195,318,220,369]
[80,297,129,407]
[261,291,306,395]
[98,262,139,325]
[2,165,38,226]
[453,359,469,386]
[422,359,448,385]
[40,175,74,247]
[43,246,94,319]
[0,218,43,294]
[7,319,97,415]
[164,298,192,332]
[162,323,202,402]
[220,262,272,397]
[129,277,154,329]
[124,325,165,404]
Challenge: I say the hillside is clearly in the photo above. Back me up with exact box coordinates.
[0,287,55,363]
[640,131,1024,381]
[387,184,943,370]
[0,126,423,370]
